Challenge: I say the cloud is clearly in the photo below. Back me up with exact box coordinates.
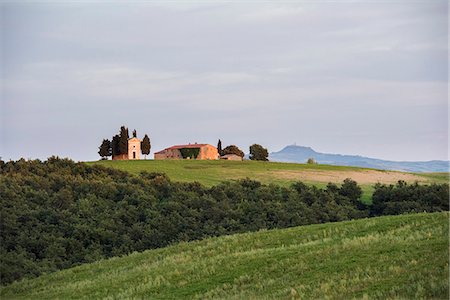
[202,72,258,86]
[1,1,447,161]
[241,5,304,21]
[3,62,260,103]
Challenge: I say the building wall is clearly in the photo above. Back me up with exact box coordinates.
[112,154,128,160]
[154,153,166,160]
[198,145,219,160]
[220,154,243,161]
[128,138,141,160]
[169,149,182,159]
[154,149,182,160]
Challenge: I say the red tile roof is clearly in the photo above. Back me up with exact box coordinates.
[168,144,208,150]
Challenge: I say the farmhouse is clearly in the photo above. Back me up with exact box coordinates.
[154,143,219,160]
[112,137,141,160]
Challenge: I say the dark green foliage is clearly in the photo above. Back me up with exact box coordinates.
[371,180,449,216]
[307,158,317,164]
[180,148,200,159]
[217,139,223,156]
[222,145,244,158]
[0,157,369,285]
[119,126,129,155]
[0,158,447,286]
[340,178,362,202]
[111,135,120,156]
[98,139,112,159]
[141,134,151,159]
[249,144,269,161]
[102,126,136,157]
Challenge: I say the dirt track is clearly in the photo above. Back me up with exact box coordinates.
[271,169,427,184]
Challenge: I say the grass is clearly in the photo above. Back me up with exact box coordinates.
[418,172,450,182]
[2,212,448,299]
[87,160,448,204]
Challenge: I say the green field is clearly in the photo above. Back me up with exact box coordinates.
[2,212,448,299]
[88,160,449,203]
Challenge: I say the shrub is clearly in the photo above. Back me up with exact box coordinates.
[307,158,317,164]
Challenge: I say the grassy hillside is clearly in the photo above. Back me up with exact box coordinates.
[2,212,448,299]
[88,160,447,186]
[88,160,449,203]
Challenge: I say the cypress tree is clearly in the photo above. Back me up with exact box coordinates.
[141,134,151,159]
[111,135,120,156]
[217,139,222,156]
[119,126,129,155]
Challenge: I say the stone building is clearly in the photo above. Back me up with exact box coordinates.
[154,143,219,160]
[220,154,243,161]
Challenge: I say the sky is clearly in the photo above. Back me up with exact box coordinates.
[1,0,448,162]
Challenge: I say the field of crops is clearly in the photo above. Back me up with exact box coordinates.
[2,212,448,299]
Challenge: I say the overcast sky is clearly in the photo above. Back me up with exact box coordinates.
[1,0,448,162]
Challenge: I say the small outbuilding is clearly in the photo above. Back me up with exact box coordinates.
[220,154,243,161]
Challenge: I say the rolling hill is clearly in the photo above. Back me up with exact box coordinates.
[270,145,449,172]
[88,159,448,187]
[1,212,448,299]
[88,160,449,203]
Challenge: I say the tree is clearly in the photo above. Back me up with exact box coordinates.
[98,139,112,160]
[119,126,129,154]
[217,139,223,156]
[132,129,137,138]
[141,134,151,159]
[249,144,268,161]
[111,135,121,156]
[307,158,317,164]
[339,178,362,203]
[222,145,244,158]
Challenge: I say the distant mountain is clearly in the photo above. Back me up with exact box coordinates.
[269,145,449,173]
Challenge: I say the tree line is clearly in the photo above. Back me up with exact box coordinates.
[0,158,448,285]
[99,126,151,159]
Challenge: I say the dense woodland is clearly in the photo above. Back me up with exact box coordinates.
[0,158,448,285]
